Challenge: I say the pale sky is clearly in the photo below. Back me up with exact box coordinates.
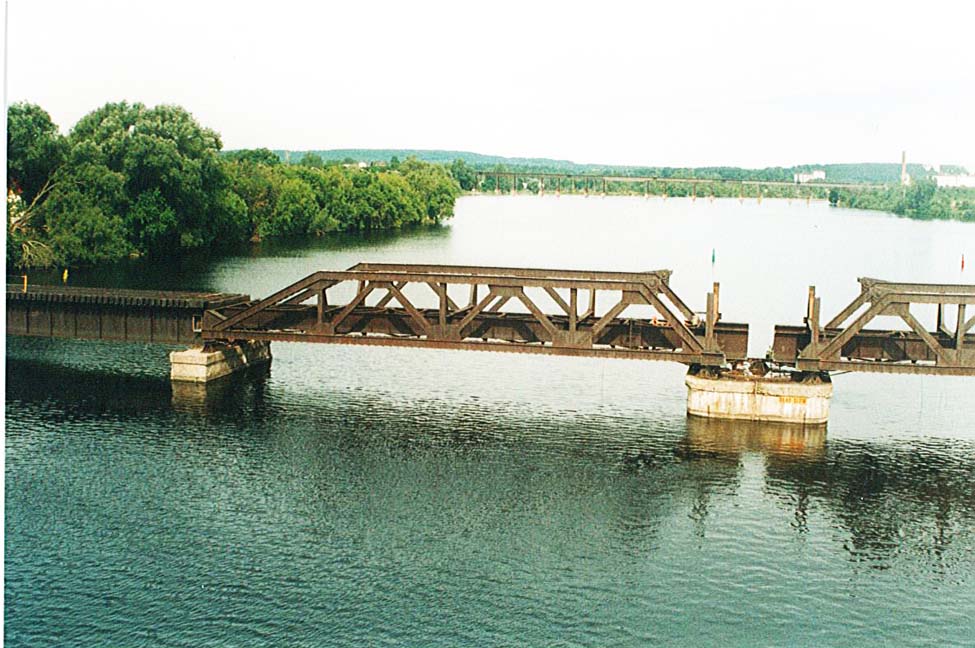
[6,0,975,169]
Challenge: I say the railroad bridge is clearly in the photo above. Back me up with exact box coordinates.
[7,264,974,424]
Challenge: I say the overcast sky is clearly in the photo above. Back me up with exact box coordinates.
[7,0,975,169]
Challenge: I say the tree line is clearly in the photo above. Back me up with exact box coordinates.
[275,149,962,185]
[455,161,975,222]
[6,102,461,268]
[828,183,975,222]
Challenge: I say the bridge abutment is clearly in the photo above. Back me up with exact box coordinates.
[170,340,271,383]
[685,368,832,425]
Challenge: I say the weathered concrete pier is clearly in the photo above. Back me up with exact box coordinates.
[685,370,833,425]
[7,267,974,425]
[169,340,272,383]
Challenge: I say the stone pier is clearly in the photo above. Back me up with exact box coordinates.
[685,370,832,424]
[170,340,271,383]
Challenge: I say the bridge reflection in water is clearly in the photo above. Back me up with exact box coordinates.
[164,359,975,571]
[7,351,971,572]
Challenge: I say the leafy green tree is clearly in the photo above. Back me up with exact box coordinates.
[41,183,131,264]
[401,158,460,223]
[299,152,325,168]
[225,159,282,239]
[125,189,178,254]
[68,101,237,254]
[7,102,68,204]
[259,177,318,238]
[898,180,937,218]
[449,159,476,191]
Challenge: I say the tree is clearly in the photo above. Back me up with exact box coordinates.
[299,152,324,168]
[401,158,461,223]
[259,177,318,238]
[67,101,238,255]
[899,180,937,218]
[449,159,476,191]
[7,102,68,204]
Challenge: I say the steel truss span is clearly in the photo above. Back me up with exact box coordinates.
[773,278,975,376]
[203,263,748,366]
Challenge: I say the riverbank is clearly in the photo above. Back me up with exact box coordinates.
[7,102,461,270]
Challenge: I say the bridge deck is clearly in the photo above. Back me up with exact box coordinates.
[7,285,249,344]
[7,284,248,309]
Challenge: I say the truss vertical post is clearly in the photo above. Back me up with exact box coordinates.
[713,282,720,322]
[317,286,328,326]
[807,286,820,352]
[705,289,716,351]
[957,304,967,350]
[569,288,578,332]
[438,282,447,326]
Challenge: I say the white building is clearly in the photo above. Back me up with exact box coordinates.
[935,174,975,188]
[793,170,826,184]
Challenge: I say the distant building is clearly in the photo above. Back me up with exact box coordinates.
[793,170,826,184]
[900,151,911,186]
[935,174,975,188]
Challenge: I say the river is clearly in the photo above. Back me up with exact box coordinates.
[6,196,975,646]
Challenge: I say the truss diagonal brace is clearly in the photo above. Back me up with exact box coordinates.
[330,282,377,332]
[383,282,433,337]
[543,287,571,315]
[893,303,952,364]
[637,285,705,353]
[516,289,558,337]
[456,289,498,334]
[375,282,406,308]
[813,294,892,360]
[213,272,325,331]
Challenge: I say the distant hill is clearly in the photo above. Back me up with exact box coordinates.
[270,149,586,169]
[230,149,961,185]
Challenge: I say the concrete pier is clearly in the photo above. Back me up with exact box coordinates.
[685,370,832,424]
[170,340,271,383]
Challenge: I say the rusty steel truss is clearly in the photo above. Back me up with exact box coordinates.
[203,263,748,365]
[773,278,975,376]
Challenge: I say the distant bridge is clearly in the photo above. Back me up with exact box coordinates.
[473,171,888,194]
